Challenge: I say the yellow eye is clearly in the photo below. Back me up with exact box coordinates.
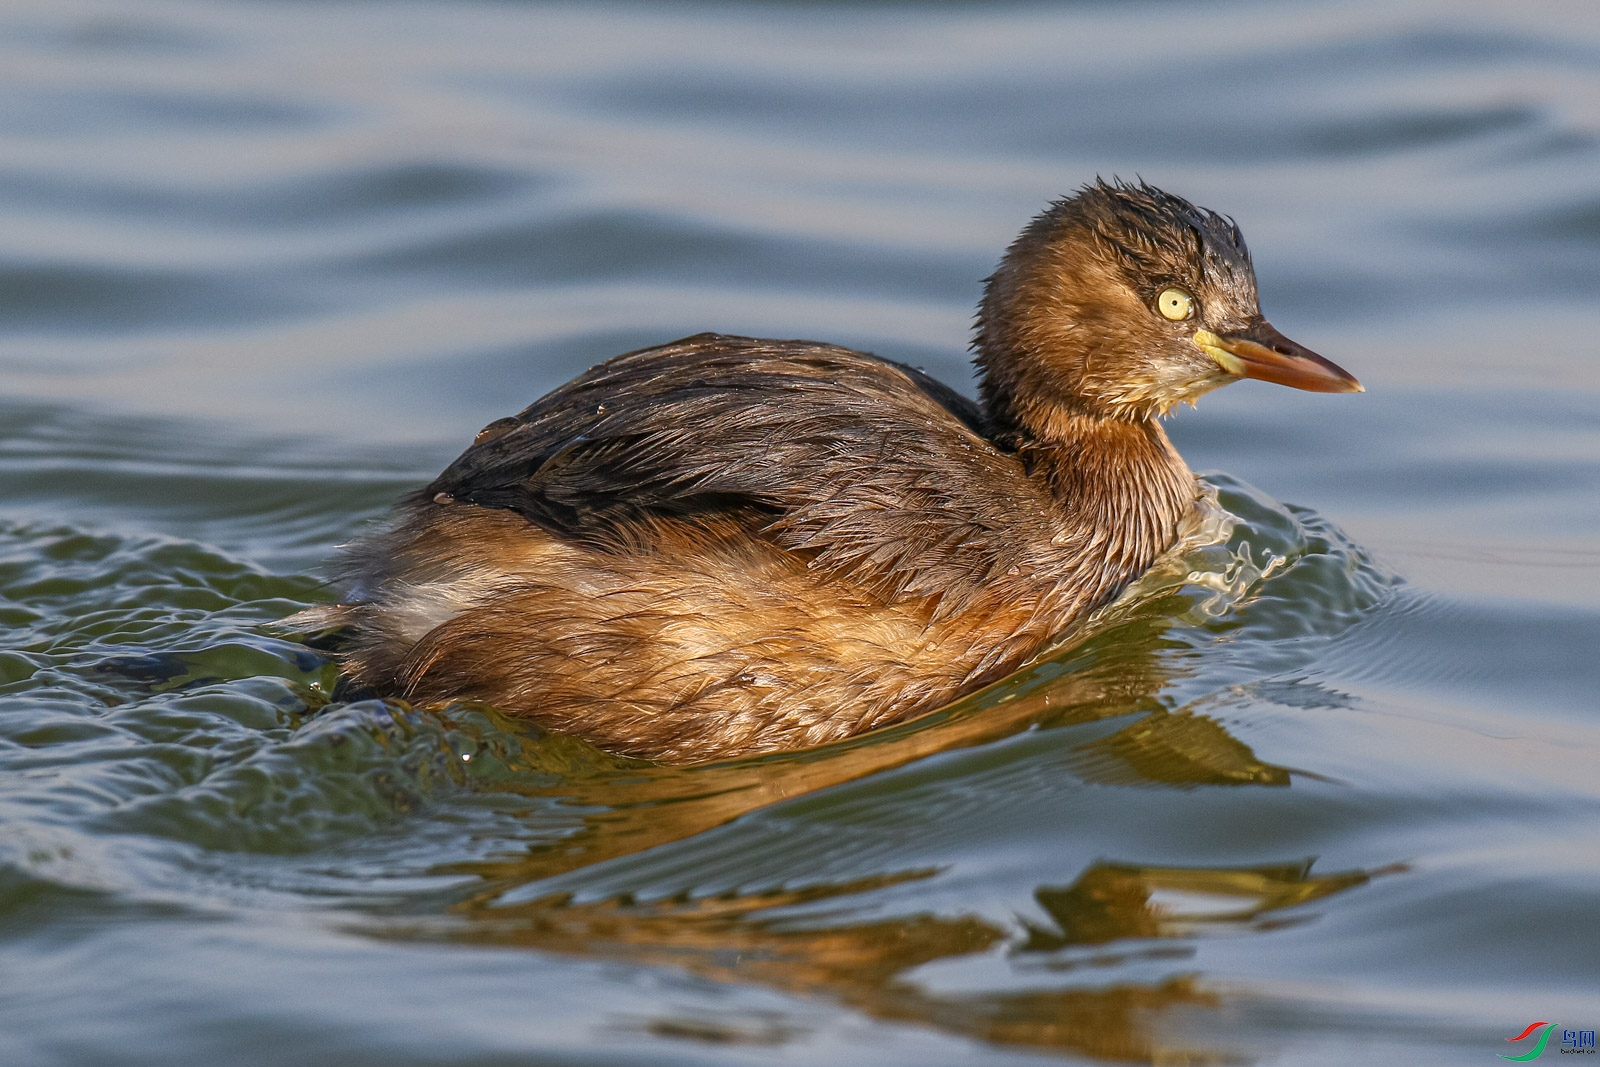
[1157,287,1194,321]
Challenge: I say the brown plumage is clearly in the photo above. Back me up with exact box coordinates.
[295,179,1360,763]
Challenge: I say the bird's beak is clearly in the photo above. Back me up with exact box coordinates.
[1195,321,1363,393]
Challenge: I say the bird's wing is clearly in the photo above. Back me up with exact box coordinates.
[425,333,1063,611]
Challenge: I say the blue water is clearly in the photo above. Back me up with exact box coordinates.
[2,1,1599,1064]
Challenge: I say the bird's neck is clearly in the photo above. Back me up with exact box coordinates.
[997,406,1198,607]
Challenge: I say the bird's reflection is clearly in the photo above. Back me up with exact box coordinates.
[394,856,1391,1064]
[445,548,1291,889]
[1019,858,1387,958]
[374,516,1391,1063]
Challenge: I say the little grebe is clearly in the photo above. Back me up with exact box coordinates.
[300,180,1360,763]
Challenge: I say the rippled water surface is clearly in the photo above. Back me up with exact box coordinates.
[3,1,1599,1064]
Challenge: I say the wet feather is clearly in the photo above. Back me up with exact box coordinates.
[293,180,1349,763]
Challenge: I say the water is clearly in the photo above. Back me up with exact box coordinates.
[2,1,1598,1063]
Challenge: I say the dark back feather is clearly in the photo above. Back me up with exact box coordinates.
[425,333,1067,613]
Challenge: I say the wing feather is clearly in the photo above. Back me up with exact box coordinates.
[426,333,1063,612]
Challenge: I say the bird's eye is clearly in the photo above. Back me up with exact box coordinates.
[1156,287,1195,321]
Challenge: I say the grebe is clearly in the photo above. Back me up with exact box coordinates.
[296,179,1360,763]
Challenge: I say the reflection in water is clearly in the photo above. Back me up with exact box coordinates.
[333,498,1397,1062]
[391,857,1390,1064]
[432,493,1297,888]
[1020,859,1393,956]
[2,407,1419,1063]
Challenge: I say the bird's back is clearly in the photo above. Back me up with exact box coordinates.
[422,333,1070,612]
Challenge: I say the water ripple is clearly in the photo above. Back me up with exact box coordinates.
[0,0,1597,1062]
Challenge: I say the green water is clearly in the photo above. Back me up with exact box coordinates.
[2,1,1599,1064]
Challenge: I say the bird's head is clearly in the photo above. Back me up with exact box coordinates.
[976,178,1360,435]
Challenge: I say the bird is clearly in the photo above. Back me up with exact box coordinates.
[294,179,1360,764]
